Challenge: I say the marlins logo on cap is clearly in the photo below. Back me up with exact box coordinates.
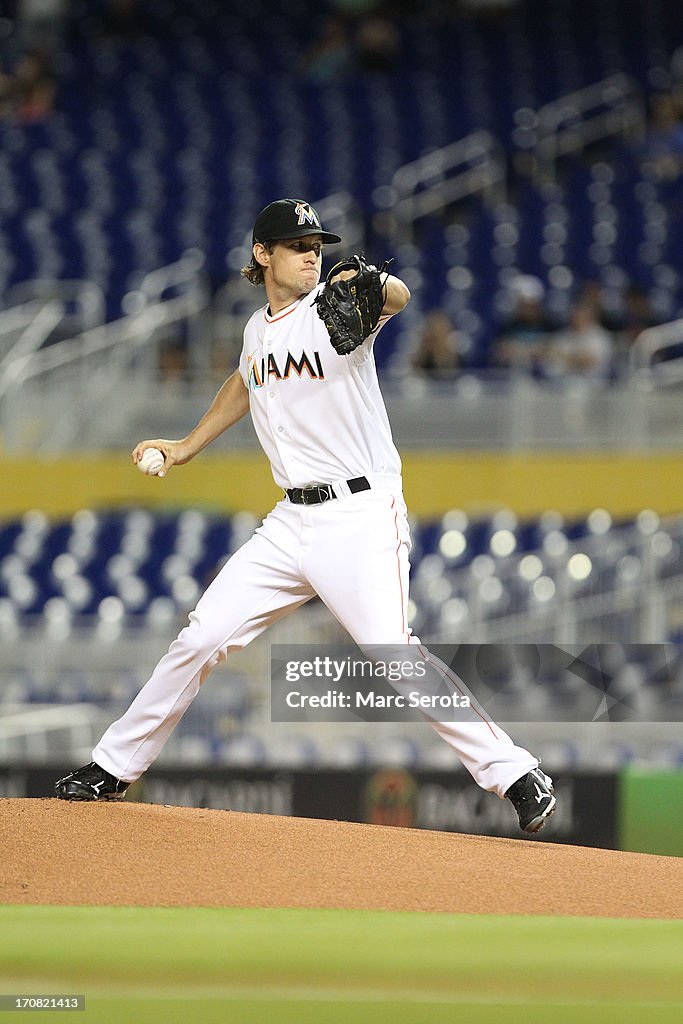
[252,198,342,245]
[294,201,320,228]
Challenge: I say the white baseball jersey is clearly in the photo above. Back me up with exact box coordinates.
[239,286,401,491]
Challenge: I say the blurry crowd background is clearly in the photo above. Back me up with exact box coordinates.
[1,0,683,776]
[0,0,683,372]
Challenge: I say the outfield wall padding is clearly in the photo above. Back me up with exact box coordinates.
[619,769,683,856]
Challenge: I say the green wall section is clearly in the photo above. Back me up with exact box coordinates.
[619,769,683,856]
[2,451,683,519]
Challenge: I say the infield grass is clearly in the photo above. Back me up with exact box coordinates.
[0,906,681,1023]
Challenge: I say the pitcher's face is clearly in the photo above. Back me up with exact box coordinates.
[257,235,324,298]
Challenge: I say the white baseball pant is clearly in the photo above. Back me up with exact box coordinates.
[93,488,538,795]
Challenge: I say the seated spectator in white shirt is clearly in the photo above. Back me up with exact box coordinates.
[544,301,614,380]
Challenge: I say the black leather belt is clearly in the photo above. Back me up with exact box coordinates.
[286,476,370,505]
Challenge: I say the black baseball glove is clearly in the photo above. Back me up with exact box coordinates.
[314,254,393,355]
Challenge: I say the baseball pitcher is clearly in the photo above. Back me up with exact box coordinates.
[56,198,556,834]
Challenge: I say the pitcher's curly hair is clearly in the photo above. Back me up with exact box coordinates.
[241,242,274,287]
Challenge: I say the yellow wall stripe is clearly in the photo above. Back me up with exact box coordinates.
[1,451,681,520]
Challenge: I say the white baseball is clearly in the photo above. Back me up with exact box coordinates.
[137,447,165,476]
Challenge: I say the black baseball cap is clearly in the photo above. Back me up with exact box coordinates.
[252,198,342,246]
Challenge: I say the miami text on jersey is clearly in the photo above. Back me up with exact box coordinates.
[247,350,326,390]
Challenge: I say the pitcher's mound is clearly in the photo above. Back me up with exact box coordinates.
[2,799,681,917]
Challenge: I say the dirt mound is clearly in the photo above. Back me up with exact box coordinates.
[2,799,681,917]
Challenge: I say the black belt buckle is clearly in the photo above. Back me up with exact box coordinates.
[288,484,334,505]
[305,484,333,504]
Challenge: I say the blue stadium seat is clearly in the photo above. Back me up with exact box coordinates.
[0,0,681,354]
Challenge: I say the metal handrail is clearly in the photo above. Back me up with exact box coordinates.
[0,704,103,760]
[527,74,645,176]
[0,300,60,368]
[0,284,209,451]
[0,250,211,395]
[314,191,365,251]
[0,301,65,399]
[0,300,53,339]
[388,130,506,221]
[628,317,683,386]
[5,279,106,332]
[1,294,203,388]
[136,249,206,305]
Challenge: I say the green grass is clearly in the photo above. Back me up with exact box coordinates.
[0,906,681,1023]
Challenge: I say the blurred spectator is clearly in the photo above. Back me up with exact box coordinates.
[158,339,189,387]
[412,310,459,379]
[355,15,401,73]
[543,301,614,380]
[613,284,659,372]
[0,64,13,117]
[16,0,68,55]
[574,279,622,333]
[14,48,55,121]
[620,284,658,346]
[492,274,554,371]
[210,341,237,386]
[0,47,56,122]
[301,7,401,80]
[639,90,683,181]
[299,15,353,84]
[323,0,401,74]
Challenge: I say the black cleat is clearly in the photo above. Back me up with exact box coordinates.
[506,768,556,834]
[55,762,128,802]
